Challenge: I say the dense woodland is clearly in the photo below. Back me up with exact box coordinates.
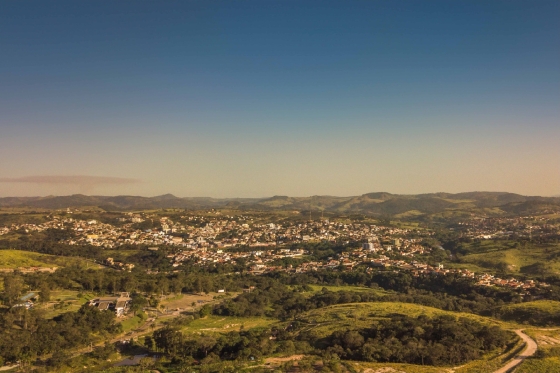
[316,314,512,365]
[149,314,513,367]
[0,305,120,367]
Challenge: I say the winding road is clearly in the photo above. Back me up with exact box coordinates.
[493,330,538,373]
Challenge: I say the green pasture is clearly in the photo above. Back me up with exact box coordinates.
[458,241,560,275]
[350,361,449,373]
[516,357,560,373]
[297,302,514,339]
[297,302,523,373]
[0,249,103,269]
[41,291,95,319]
[306,284,391,296]
[184,315,277,334]
[120,313,147,333]
[500,300,560,315]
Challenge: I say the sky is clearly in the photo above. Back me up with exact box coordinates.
[0,0,559,198]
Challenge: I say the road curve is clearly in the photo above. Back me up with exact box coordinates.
[493,330,537,373]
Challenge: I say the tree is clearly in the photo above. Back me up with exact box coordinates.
[198,335,217,357]
[195,277,203,294]
[39,282,51,303]
[199,304,212,317]
[144,336,154,350]
[153,327,183,355]
[48,350,71,368]
[139,357,154,369]
[130,294,148,316]
[3,274,24,304]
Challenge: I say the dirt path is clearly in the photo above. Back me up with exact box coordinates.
[493,330,537,373]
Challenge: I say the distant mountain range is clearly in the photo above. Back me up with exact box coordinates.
[1,192,560,219]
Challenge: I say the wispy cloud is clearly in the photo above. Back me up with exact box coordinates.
[0,175,140,190]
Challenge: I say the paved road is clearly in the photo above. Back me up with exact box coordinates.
[493,330,537,373]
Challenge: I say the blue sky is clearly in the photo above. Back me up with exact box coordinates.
[0,0,559,197]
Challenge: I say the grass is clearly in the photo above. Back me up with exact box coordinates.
[444,262,489,273]
[350,361,449,372]
[184,315,277,334]
[495,300,560,326]
[500,300,560,314]
[296,302,523,373]
[0,249,61,268]
[297,302,513,339]
[300,302,522,373]
[516,329,560,373]
[120,313,146,333]
[306,284,391,295]
[457,241,560,275]
[41,291,96,319]
[103,249,141,258]
[161,292,221,311]
[394,210,424,219]
[0,249,102,269]
[525,328,560,343]
[516,357,560,373]
[51,289,87,301]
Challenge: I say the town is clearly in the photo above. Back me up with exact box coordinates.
[1,210,555,295]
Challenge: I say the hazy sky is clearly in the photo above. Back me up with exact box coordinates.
[1,0,559,197]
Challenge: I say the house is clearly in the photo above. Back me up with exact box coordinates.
[13,292,38,309]
[89,292,132,317]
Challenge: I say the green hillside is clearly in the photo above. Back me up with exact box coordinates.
[0,249,100,269]
[495,300,560,326]
[297,302,509,339]
[457,241,560,275]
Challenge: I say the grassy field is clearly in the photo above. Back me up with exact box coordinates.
[0,249,102,269]
[120,313,147,333]
[457,241,560,275]
[306,284,391,295]
[40,290,96,319]
[519,329,560,372]
[0,211,50,225]
[497,300,560,323]
[103,249,141,258]
[444,262,489,273]
[516,357,560,373]
[161,292,225,311]
[525,328,560,347]
[297,302,514,339]
[350,361,456,373]
[294,302,522,373]
[183,315,277,335]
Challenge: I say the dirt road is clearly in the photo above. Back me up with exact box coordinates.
[493,330,537,373]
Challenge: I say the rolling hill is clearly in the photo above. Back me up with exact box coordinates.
[0,249,101,269]
[1,192,559,219]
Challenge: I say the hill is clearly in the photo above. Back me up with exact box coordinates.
[0,194,261,210]
[297,302,508,339]
[455,241,560,276]
[1,192,559,218]
[295,302,520,373]
[0,249,100,270]
[494,300,560,326]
